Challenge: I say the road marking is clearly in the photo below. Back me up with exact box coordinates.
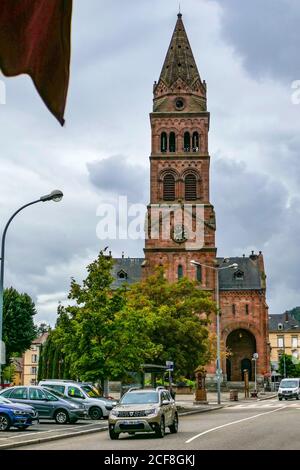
[0,422,103,441]
[185,406,287,444]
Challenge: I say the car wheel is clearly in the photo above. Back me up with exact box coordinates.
[54,409,69,425]
[109,428,119,440]
[278,397,282,401]
[155,417,165,438]
[89,407,103,420]
[0,414,11,432]
[169,413,178,434]
[297,395,300,400]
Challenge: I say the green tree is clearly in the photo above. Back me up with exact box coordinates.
[3,287,37,363]
[54,252,159,385]
[278,354,300,377]
[127,267,215,378]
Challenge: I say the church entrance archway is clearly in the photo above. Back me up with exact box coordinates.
[226,329,256,381]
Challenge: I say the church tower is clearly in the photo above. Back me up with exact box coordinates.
[144,13,217,291]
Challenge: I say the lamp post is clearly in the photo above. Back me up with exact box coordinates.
[0,190,63,387]
[190,259,238,405]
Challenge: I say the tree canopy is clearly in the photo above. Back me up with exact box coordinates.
[39,253,216,383]
[3,287,37,363]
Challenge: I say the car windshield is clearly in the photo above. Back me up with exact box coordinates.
[280,380,299,388]
[120,392,159,405]
[81,385,101,398]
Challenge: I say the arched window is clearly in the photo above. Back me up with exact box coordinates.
[192,132,199,152]
[184,132,191,152]
[169,132,176,152]
[161,132,167,152]
[196,265,202,283]
[178,265,183,279]
[163,174,175,201]
[185,174,197,200]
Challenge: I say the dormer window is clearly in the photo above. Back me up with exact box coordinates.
[234,270,244,280]
[278,323,283,331]
[117,270,128,280]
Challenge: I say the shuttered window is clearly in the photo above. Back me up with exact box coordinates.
[185,174,197,200]
[163,174,175,201]
[184,132,191,152]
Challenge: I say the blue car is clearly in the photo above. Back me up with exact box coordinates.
[0,395,38,431]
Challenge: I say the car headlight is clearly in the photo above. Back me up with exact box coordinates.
[110,409,119,417]
[145,408,158,416]
[13,410,27,416]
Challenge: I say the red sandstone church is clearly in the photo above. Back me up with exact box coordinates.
[112,14,270,384]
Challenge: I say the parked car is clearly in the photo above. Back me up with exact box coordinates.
[0,386,87,424]
[278,378,300,400]
[108,387,178,440]
[0,395,38,431]
[39,380,117,420]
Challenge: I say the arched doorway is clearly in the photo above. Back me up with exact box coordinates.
[226,329,256,381]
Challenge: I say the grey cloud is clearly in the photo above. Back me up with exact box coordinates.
[217,0,300,82]
[87,155,148,203]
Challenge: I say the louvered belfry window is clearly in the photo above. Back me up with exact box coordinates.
[185,174,197,200]
[169,132,176,152]
[161,132,167,152]
[163,174,175,201]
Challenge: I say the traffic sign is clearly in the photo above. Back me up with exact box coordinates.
[253,353,259,360]
[166,361,174,371]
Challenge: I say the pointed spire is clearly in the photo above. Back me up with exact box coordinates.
[158,14,201,89]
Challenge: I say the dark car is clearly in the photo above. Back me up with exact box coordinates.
[0,386,87,424]
[0,395,38,431]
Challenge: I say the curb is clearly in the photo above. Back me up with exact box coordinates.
[0,425,108,450]
[178,406,223,416]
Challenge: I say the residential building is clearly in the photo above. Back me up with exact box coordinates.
[269,312,300,371]
[22,333,48,386]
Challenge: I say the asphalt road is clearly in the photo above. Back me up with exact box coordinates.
[13,399,300,450]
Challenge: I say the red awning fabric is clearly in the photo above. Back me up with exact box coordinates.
[0,0,72,125]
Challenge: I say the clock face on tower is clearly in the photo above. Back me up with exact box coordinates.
[172,224,189,243]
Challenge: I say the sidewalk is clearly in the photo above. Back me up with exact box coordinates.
[175,390,277,408]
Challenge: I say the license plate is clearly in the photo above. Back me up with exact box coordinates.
[122,420,141,425]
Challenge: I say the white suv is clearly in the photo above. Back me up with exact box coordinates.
[39,380,117,420]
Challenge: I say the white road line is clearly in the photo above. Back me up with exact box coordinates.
[1,423,102,440]
[185,406,287,444]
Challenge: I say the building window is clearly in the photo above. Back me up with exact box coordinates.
[183,132,191,152]
[163,174,176,201]
[178,265,183,279]
[192,132,199,152]
[161,132,167,152]
[234,270,244,281]
[278,323,283,331]
[245,304,249,315]
[185,174,197,200]
[169,132,176,152]
[277,336,284,348]
[292,350,299,359]
[117,270,127,280]
[31,367,37,375]
[292,336,298,348]
[196,265,202,283]
[31,345,37,351]
[32,354,38,363]
[232,304,236,316]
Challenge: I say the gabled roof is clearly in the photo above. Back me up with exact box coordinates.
[269,312,300,332]
[111,255,265,291]
[217,257,263,291]
[111,258,144,289]
[158,13,201,89]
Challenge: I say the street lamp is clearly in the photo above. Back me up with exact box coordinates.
[190,259,238,404]
[0,190,64,387]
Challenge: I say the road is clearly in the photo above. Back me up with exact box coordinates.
[13,399,300,450]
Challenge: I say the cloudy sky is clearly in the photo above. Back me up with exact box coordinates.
[0,0,300,325]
